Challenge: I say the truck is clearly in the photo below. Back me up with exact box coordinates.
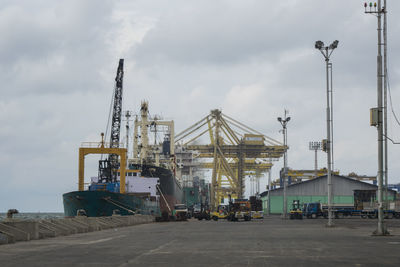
[250,196,263,219]
[195,203,211,220]
[192,203,201,218]
[227,199,251,222]
[357,200,400,219]
[301,201,400,219]
[173,204,188,221]
[302,202,324,219]
[172,204,188,221]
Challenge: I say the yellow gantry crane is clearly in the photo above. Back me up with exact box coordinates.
[175,109,286,210]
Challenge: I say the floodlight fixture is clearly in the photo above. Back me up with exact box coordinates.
[329,40,339,50]
[277,117,282,122]
[315,40,324,50]
[286,117,291,122]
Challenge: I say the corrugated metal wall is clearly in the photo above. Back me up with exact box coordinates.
[263,195,354,214]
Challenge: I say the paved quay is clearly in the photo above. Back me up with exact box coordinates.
[0,216,399,267]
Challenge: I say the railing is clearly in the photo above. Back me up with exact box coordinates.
[80,142,125,148]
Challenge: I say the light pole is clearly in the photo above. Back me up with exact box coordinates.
[267,157,272,216]
[315,39,338,227]
[364,1,388,235]
[309,141,322,178]
[278,111,290,219]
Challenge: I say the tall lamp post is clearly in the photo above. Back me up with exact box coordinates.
[309,141,322,178]
[278,111,290,219]
[364,1,388,235]
[315,40,338,227]
[267,157,272,216]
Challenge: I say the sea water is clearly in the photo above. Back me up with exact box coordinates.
[0,212,64,221]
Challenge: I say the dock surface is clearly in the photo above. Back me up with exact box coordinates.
[0,216,399,266]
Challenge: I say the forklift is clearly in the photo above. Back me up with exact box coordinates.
[289,200,303,219]
[211,205,229,221]
[196,203,211,221]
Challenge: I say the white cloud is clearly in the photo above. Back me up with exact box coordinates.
[222,84,265,117]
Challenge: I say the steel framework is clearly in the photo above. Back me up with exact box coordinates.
[175,109,286,210]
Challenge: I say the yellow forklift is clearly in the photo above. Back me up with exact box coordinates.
[211,205,229,221]
[289,200,303,219]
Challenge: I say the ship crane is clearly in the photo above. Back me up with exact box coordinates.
[99,59,124,183]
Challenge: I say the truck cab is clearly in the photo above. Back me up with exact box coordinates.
[303,202,324,219]
[173,204,188,221]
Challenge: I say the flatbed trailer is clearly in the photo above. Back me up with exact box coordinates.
[359,209,399,219]
[330,208,400,219]
[302,202,400,219]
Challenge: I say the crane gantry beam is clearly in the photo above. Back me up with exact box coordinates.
[200,162,272,170]
[187,144,286,158]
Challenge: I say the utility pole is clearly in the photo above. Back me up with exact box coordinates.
[383,0,388,211]
[278,110,290,219]
[315,40,338,227]
[267,157,272,216]
[364,1,388,235]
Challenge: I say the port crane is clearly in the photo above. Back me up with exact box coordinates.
[78,59,127,193]
[98,59,124,183]
[175,109,286,210]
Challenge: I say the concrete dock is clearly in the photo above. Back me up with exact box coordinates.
[0,215,154,244]
[0,216,399,266]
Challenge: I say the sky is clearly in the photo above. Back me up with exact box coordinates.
[1,0,400,212]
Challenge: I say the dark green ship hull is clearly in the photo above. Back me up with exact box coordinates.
[63,164,183,217]
[63,190,159,217]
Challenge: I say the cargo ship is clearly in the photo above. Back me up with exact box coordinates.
[63,162,183,217]
[63,59,183,217]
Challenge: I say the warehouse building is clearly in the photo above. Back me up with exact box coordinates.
[260,174,397,214]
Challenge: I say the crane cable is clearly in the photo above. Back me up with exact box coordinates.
[101,86,116,160]
[103,197,136,214]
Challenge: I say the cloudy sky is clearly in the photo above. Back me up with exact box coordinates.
[1,0,400,212]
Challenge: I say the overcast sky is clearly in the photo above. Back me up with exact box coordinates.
[1,0,400,212]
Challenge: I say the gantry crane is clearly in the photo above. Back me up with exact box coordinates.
[175,109,286,210]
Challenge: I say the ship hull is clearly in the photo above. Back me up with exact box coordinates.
[63,164,183,217]
[63,191,159,217]
[130,164,184,214]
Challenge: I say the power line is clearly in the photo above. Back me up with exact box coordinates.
[387,71,400,127]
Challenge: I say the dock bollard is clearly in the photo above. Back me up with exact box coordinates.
[7,209,19,219]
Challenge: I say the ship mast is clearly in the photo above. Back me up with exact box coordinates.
[140,101,150,163]
[132,101,175,169]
